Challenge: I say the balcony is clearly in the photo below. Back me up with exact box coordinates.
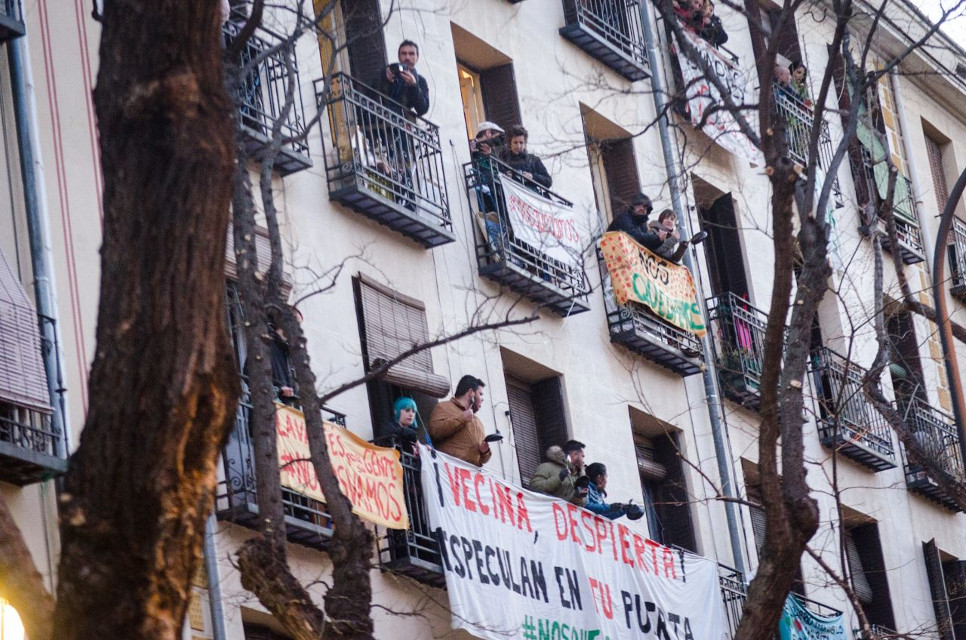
[0,0,24,42]
[464,160,590,317]
[560,0,649,81]
[598,251,703,376]
[318,73,454,248]
[223,15,312,176]
[773,87,841,201]
[852,149,924,264]
[901,397,965,512]
[853,625,900,639]
[810,348,896,471]
[718,564,746,639]
[374,439,446,588]
[706,292,767,409]
[216,396,348,550]
[949,217,966,302]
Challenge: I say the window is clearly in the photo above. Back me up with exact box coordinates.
[631,408,696,552]
[743,464,806,596]
[744,0,802,75]
[842,511,896,630]
[886,307,925,407]
[354,275,449,438]
[453,24,522,135]
[333,0,387,87]
[582,108,640,223]
[244,621,292,640]
[924,129,950,213]
[923,540,966,640]
[698,191,748,300]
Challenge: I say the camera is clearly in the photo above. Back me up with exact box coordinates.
[390,63,407,76]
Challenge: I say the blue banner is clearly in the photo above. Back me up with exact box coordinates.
[778,594,846,640]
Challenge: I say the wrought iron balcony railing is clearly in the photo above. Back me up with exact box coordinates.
[773,86,840,200]
[464,159,591,316]
[317,73,454,248]
[853,625,900,639]
[0,0,24,42]
[216,392,347,549]
[597,250,703,376]
[373,436,445,588]
[223,14,311,176]
[949,217,966,301]
[853,148,924,264]
[718,564,746,639]
[0,313,68,486]
[810,347,896,471]
[560,0,649,81]
[706,292,768,409]
[901,397,965,512]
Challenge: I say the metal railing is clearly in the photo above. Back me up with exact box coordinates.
[949,217,966,294]
[223,12,310,169]
[465,158,590,302]
[718,564,746,638]
[797,594,843,618]
[706,292,768,405]
[318,73,451,233]
[0,407,58,461]
[773,85,835,175]
[810,347,895,463]
[854,148,924,261]
[562,0,649,76]
[0,0,24,42]
[853,625,900,639]
[901,397,965,483]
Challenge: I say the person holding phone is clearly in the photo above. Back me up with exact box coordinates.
[381,40,430,117]
[529,440,588,507]
[428,375,495,467]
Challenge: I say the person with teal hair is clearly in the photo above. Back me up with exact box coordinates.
[387,396,420,448]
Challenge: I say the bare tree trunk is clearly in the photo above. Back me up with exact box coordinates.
[52,2,238,639]
[0,497,53,640]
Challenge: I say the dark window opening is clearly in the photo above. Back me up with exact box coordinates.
[636,432,696,552]
[341,0,387,89]
[846,522,896,630]
[699,193,748,300]
[506,374,569,486]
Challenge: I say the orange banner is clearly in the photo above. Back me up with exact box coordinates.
[600,231,706,336]
[275,404,409,529]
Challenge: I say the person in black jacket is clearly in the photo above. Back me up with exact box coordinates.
[500,124,553,190]
[381,40,430,117]
[698,0,728,47]
[606,193,662,252]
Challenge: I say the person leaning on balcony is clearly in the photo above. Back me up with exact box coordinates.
[584,463,645,521]
[386,396,421,451]
[428,375,493,467]
[499,124,552,190]
[648,208,709,264]
[606,193,663,252]
[381,40,430,117]
[788,60,812,107]
[470,122,507,247]
[529,440,588,507]
[698,0,728,47]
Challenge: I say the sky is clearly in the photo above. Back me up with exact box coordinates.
[915,0,966,44]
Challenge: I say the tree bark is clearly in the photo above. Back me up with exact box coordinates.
[52,2,238,639]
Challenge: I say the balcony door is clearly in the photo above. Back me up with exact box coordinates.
[700,193,749,300]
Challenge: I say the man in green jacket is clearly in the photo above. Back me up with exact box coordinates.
[529,440,588,507]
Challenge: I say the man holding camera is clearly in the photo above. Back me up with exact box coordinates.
[382,40,430,117]
[529,440,588,507]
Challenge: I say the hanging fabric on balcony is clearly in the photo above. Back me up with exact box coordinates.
[0,246,50,413]
[778,594,846,640]
[500,176,588,272]
[671,29,762,165]
[275,403,409,529]
[600,231,707,336]
[855,111,916,224]
[419,445,728,640]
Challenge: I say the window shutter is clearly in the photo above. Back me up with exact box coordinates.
[506,378,541,485]
[851,523,896,630]
[601,138,640,217]
[925,135,950,213]
[0,247,50,412]
[342,0,387,89]
[652,433,696,552]
[745,483,766,553]
[845,531,873,604]
[923,539,955,640]
[354,275,450,398]
[480,64,522,131]
[531,377,569,452]
[943,560,966,640]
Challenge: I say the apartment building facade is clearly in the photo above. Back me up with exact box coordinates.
[2,0,966,638]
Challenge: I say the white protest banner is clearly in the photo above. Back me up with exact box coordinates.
[419,445,729,640]
[673,30,762,165]
[501,176,587,270]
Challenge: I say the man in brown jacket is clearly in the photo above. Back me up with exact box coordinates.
[428,375,492,467]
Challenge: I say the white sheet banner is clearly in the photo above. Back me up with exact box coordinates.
[673,30,762,165]
[419,445,729,640]
[501,176,587,270]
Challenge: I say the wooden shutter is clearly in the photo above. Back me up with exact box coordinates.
[354,275,449,398]
[652,433,696,552]
[745,483,767,553]
[480,64,522,131]
[342,0,387,88]
[506,377,542,485]
[924,540,955,640]
[701,194,749,299]
[0,246,50,412]
[600,137,640,216]
[925,135,950,213]
[944,560,966,640]
[851,523,896,630]
[845,531,873,604]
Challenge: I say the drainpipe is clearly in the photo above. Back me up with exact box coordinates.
[204,512,229,640]
[639,4,747,577]
[8,34,70,457]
